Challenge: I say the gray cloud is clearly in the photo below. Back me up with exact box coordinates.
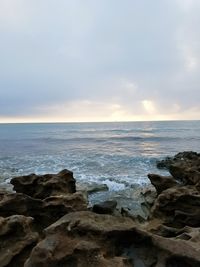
[0,0,199,121]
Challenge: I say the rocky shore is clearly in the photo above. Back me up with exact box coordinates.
[0,151,200,266]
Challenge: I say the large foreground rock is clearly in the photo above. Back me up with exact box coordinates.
[25,211,134,267]
[24,211,200,267]
[0,215,38,267]
[11,169,76,199]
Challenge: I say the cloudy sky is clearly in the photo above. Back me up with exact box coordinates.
[0,0,199,122]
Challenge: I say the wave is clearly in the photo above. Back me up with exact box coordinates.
[28,135,185,144]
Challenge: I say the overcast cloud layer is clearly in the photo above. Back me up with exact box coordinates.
[0,0,200,122]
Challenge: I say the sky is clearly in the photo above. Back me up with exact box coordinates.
[0,0,200,123]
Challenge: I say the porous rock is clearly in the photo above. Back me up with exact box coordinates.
[151,186,200,227]
[169,161,200,185]
[25,211,135,267]
[0,191,87,228]
[0,215,38,267]
[148,173,179,195]
[156,151,200,170]
[25,211,200,267]
[11,169,76,199]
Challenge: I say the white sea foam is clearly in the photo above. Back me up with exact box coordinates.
[0,121,200,203]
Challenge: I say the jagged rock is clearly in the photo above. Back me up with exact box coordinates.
[25,211,135,267]
[0,191,87,228]
[156,151,200,170]
[0,191,43,217]
[151,186,200,227]
[148,173,179,194]
[151,232,200,267]
[11,169,76,199]
[156,156,175,169]
[169,161,200,185]
[0,215,38,267]
[92,200,117,214]
[25,211,200,267]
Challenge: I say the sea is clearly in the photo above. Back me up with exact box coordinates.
[0,120,200,206]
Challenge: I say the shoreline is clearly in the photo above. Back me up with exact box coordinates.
[0,151,200,266]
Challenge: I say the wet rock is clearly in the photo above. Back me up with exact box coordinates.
[0,215,38,267]
[92,200,117,214]
[11,169,76,199]
[148,173,179,194]
[141,188,157,206]
[77,182,109,194]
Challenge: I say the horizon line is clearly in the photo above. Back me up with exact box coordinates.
[0,119,199,124]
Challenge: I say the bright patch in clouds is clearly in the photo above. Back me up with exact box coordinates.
[142,100,156,114]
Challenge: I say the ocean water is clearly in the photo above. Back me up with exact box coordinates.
[0,120,200,199]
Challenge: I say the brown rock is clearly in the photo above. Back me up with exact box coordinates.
[156,151,200,170]
[151,233,200,267]
[24,210,200,267]
[92,200,117,214]
[148,173,179,194]
[0,215,38,267]
[0,191,87,228]
[151,186,200,227]
[169,162,200,185]
[11,169,76,199]
[25,211,135,267]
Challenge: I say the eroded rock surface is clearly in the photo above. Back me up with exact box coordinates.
[25,211,135,267]
[147,174,179,195]
[11,169,76,199]
[0,191,87,228]
[0,215,38,267]
[25,210,200,267]
[156,151,200,170]
[151,186,200,227]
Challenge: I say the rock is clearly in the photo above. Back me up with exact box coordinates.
[156,151,200,170]
[140,188,157,206]
[169,162,200,185]
[0,191,87,228]
[77,182,109,194]
[41,193,87,226]
[0,215,38,267]
[151,186,200,227]
[156,156,175,169]
[148,173,179,194]
[25,210,200,267]
[92,200,117,214]
[150,232,200,267]
[11,169,76,199]
[25,211,135,267]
